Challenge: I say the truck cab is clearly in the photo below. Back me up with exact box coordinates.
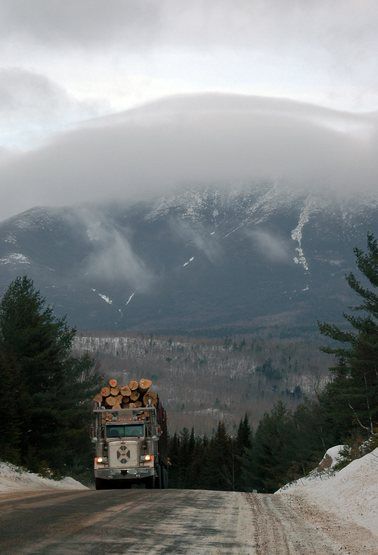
[93,407,167,490]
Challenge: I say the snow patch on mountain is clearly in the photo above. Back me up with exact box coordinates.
[91,288,113,305]
[98,293,112,305]
[126,292,135,305]
[183,256,195,267]
[0,253,31,265]
[3,233,17,244]
[9,208,58,231]
[291,202,312,271]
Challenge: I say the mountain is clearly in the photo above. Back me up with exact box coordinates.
[0,184,377,336]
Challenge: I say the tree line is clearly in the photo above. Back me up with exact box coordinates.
[168,233,378,492]
[0,276,99,481]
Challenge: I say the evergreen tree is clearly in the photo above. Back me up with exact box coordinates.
[236,414,252,453]
[167,432,180,487]
[206,422,233,490]
[234,414,252,490]
[175,427,190,487]
[0,351,23,464]
[319,233,378,437]
[250,402,296,492]
[0,276,99,476]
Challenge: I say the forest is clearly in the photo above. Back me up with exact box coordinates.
[74,332,330,433]
[0,276,99,481]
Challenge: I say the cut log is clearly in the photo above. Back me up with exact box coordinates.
[108,378,118,388]
[139,378,152,392]
[121,396,130,404]
[129,380,139,391]
[116,395,123,404]
[113,403,122,410]
[143,391,158,407]
[129,402,137,408]
[144,390,157,400]
[120,385,131,397]
[105,396,117,407]
[130,391,140,402]
[133,400,143,408]
[101,386,110,397]
[110,387,120,396]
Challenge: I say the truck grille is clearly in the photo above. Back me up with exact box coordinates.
[109,440,138,468]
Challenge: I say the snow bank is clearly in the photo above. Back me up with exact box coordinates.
[320,445,346,469]
[0,461,87,492]
[277,448,378,536]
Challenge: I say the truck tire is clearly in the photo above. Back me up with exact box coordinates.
[155,464,168,488]
[95,478,107,490]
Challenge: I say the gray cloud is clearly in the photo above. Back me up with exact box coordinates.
[170,219,223,264]
[1,2,377,120]
[0,68,105,147]
[0,1,160,48]
[0,93,377,220]
[1,1,376,56]
[1,1,377,104]
[70,208,153,290]
[246,229,291,263]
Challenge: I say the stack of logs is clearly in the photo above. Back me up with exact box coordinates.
[93,378,158,409]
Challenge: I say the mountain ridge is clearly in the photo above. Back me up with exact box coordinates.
[0,185,377,336]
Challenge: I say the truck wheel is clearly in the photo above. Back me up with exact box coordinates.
[95,478,107,490]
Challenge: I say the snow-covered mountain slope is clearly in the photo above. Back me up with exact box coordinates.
[0,185,377,335]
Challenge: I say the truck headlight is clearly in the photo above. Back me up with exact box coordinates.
[140,454,153,462]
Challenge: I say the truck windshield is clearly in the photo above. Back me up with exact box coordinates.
[106,424,144,438]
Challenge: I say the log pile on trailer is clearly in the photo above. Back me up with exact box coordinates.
[92,376,169,489]
[93,378,159,409]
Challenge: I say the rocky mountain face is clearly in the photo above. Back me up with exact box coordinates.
[0,184,376,336]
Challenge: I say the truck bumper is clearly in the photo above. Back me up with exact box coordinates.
[94,467,155,480]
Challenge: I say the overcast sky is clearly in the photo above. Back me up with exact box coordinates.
[0,1,377,219]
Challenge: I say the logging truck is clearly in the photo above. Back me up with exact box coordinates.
[92,378,168,490]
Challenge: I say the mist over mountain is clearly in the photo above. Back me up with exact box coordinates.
[0,183,376,336]
[0,93,377,220]
[0,94,376,335]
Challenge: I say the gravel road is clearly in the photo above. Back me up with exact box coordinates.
[0,489,375,554]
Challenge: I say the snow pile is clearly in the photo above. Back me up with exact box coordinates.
[0,461,87,492]
[318,445,346,470]
[277,445,347,493]
[277,448,378,536]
